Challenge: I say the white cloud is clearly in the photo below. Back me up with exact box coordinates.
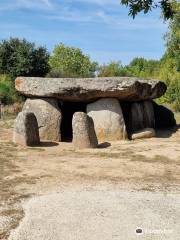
[0,0,167,31]
[0,0,54,11]
[68,0,120,7]
[48,7,166,30]
[95,10,166,30]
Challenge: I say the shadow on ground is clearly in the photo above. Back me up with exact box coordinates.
[156,124,180,138]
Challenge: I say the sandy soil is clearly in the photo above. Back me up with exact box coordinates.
[0,118,180,239]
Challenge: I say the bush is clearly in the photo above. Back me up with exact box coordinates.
[126,58,160,78]
[0,75,22,104]
[98,61,128,77]
[157,56,180,111]
[46,69,64,78]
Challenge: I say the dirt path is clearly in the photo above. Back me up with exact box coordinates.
[0,119,180,239]
[9,187,180,240]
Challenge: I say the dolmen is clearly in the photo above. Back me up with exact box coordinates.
[13,77,176,147]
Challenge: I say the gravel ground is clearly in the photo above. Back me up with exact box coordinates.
[9,185,180,240]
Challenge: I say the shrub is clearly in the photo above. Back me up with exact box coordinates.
[98,61,128,77]
[0,75,22,104]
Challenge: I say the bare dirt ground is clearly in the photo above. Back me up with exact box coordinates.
[0,117,180,239]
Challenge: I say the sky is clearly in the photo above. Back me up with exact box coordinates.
[0,0,168,65]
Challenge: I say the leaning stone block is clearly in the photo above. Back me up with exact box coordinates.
[131,128,155,140]
[13,111,40,146]
[72,112,98,149]
[23,98,61,142]
[87,98,127,141]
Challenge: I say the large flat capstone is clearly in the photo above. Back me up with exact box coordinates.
[15,77,166,102]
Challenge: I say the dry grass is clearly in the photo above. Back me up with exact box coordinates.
[0,141,36,239]
[175,112,180,124]
[0,116,180,239]
[1,103,23,119]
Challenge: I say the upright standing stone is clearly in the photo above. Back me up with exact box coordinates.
[130,101,155,132]
[130,102,144,132]
[23,98,61,141]
[72,112,98,149]
[13,111,40,146]
[143,101,155,128]
[87,98,127,141]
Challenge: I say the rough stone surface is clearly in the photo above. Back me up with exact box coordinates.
[87,98,127,141]
[143,101,155,128]
[13,111,40,146]
[23,98,61,141]
[72,112,98,149]
[153,102,176,128]
[15,77,167,102]
[131,128,156,140]
[130,102,144,132]
[130,101,155,132]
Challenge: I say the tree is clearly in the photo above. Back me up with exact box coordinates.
[156,5,180,111]
[165,9,180,71]
[48,43,97,78]
[120,0,176,20]
[98,61,128,77]
[126,57,160,78]
[0,38,49,80]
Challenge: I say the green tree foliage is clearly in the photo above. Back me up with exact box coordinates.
[120,0,175,20]
[0,38,49,80]
[0,75,22,104]
[98,61,128,77]
[98,59,160,78]
[48,43,97,78]
[126,57,160,78]
[157,6,180,111]
[165,7,180,71]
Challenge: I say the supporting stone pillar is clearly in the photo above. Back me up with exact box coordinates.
[130,100,155,132]
[13,111,40,146]
[87,98,127,142]
[72,112,98,149]
[130,102,144,132]
[143,101,155,128]
[23,98,62,142]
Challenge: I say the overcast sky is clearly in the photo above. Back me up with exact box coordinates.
[0,0,168,64]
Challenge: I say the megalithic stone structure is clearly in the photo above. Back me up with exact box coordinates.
[13,76,176,144]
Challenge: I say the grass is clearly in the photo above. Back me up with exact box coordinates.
[175,112,180,124]
[0,142,35,239]
[0,110,179,238]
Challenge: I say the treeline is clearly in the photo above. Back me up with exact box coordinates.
[0,11,179,111]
